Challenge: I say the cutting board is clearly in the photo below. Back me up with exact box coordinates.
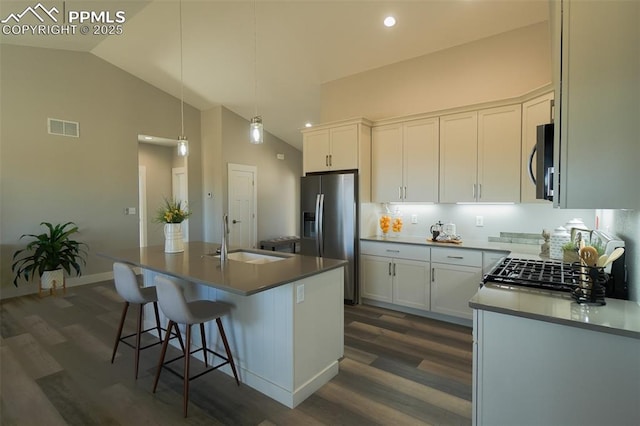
[427,238,463,245]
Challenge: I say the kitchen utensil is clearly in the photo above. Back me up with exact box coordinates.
[602,247,624,267]
[597,254,608,267]
[579,246,598,267]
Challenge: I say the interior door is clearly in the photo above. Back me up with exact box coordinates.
[228,163,257,249]
[172,167,189,241]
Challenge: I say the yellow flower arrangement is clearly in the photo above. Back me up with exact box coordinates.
[154,198,192,223]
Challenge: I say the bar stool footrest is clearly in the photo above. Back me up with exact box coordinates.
[161,346,232,382]
[119,326,181,351]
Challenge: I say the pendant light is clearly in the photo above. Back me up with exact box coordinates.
[177,0,189,156]
[249,0,263,144]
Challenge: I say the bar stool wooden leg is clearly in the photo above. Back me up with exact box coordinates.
[199,323,209,367]
[153,320,174,393]
[152,302,162,340]
[134,303,143,379]
[173,322,185,354]
[184,324,192,417]
[111,302,130,363]
[217,318,239,385]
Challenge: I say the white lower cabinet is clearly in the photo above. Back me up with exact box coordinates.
[431,248,482,320]
[361,242,495,321]
[361,242,430,310]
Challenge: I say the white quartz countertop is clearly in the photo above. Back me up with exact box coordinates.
[361,235,541,258]
[470,284,640,339]
[98,241,346,296]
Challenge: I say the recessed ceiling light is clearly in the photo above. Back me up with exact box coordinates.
[305,122,313,128]
[383,16,396,28]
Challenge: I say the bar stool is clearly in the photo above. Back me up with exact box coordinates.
[152,276,240,417]
[110,262,184,379]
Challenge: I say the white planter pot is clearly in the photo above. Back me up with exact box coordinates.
[164,223,184,253]
[41,269,64,289]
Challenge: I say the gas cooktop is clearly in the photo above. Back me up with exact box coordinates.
[483,257,606,305]
[484,258,579,291]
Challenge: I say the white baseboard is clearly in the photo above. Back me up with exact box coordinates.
[0,271,115,300]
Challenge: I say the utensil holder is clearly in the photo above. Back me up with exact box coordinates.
[571,265,607,305]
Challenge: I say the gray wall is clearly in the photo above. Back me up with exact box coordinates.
[201,106,302,245]
[0,44,202,298]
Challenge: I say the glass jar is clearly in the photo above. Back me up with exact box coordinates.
[379,213,391,237]
[391,211,403,236]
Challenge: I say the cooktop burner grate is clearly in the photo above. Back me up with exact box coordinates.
[483,257,581,292]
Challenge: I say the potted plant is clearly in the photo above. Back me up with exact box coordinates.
[11,222,88,294]
[154,198,191,253]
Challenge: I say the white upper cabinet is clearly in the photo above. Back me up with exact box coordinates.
[521,92,554,204]
[439,111,478,203]
[477,104,522,203]
[372,117,439,202]
[440,106,521,203]
[553,0,639,209]
[302,120,371,174]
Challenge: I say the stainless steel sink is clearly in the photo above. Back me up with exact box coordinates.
[205,250,288,264]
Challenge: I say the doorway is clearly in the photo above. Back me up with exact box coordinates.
[172,166,189,242]
[227,163,257,249]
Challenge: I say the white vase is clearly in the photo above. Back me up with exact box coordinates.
[41,269,64,289]
[164,223,184,253]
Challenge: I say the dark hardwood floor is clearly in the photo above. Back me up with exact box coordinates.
[0,281,472,425]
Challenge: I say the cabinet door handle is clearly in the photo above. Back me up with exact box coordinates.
[385,249,400,253]
[398,186,402,200]
[432,268,435,282]
[392,263,396,276]
[447,255,464,259]
[478,183,482,200]
[329,154,332,166]
[388,262,392,276]
[472,184,476,199]
[403,186,407,200]
[325,155,329,167]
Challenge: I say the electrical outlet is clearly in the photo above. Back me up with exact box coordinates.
[476,216,484,227]
[296,284,305,303]
[411,214,418,224]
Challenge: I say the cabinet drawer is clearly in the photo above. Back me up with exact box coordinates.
[361,241,429,261]
[431,247,482,267]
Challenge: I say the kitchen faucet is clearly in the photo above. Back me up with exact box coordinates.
[220,214,229,262]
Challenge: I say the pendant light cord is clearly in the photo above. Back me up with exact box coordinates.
[180,0,185,137]
[253,0,258,118]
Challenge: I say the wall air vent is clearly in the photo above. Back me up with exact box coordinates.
[48,118,79,138]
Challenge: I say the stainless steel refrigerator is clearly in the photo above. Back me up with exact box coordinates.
[300,172,358,304]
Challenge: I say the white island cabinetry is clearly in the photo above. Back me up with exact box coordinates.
[102,242,346,409]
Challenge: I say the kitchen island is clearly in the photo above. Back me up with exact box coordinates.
[99,242,346,408]
[470,284,640,425]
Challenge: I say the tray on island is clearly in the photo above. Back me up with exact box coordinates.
[427,238,463,245]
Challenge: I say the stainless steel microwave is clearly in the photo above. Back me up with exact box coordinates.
[528,123,554,201]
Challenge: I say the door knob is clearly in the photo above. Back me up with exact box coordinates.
[232,219,241,224]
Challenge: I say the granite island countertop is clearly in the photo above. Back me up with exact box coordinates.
[98,241,346,296]
[470,283,640,339]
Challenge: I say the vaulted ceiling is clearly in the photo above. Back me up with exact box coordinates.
[1,1,548,149]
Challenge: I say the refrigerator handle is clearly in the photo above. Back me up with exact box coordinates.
[316,193,325,257]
